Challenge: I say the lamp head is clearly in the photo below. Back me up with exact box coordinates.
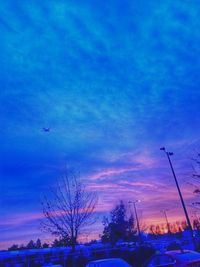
[160,147,166,151]
[128,200,141,204]
[134,200,141,204]
[193,202,200,205]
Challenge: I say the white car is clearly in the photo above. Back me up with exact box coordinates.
[86,258,131,267]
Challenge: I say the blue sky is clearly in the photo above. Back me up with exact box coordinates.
[1,0,200,249]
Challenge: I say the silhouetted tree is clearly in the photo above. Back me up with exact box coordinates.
[8,244,19,251]
[191,153,200,202]
[52,239,61,247]
[42,242,49,248]
[19,244,25,250]
[148,224,162,236]
[52,236,70,247]
[148,220,189,238]
[41,169,98,251]
[7,240,50,251]
[26,240,35,249]
[193,218,200,232]
[101,200,137,244]
[35,238,42,248]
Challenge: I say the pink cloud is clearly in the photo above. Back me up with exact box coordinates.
[88,152,158,181]
[119,180,157,188]
[88,183,120,190]
[126,152,156,168]
[88,167,138,180]
[0,212,44,227]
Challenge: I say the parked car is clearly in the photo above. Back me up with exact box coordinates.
[143,250,200,267]
[86,258,131,267]
[42,264,63,267]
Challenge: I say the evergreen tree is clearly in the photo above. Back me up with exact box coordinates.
[52,236,70,247]
[26,240,35,249]
[101,200,137,244]
[42,242,49,248]
[36,238,42,248]
[8,244,19,251]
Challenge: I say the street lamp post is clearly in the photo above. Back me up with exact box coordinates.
[160,147,195,248]
[161,209,171,234]
[129,200,142,243]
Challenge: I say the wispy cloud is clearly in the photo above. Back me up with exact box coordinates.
[1,0,200,249]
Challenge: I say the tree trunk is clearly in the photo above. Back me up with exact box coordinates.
[71,235,76,252]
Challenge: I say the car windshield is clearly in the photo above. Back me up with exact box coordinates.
[174,251,200,262]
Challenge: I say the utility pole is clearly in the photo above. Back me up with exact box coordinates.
[129,200,142,243]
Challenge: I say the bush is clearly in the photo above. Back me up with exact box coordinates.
[76,255,88,267]
[167,242,181,251]
[132,246,156,267]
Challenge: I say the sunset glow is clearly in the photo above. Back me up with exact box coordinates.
[1,0,200,250]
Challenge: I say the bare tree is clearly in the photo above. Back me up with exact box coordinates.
[190,153,200,205]
[41,170,98,251]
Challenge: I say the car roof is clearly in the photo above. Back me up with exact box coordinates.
[89,258,124,263]
[165,250,200,263]
[166,250,197,255]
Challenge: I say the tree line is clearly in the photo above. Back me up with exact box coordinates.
[7,156,200,251]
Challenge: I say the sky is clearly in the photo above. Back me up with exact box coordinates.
[1,0,200,250]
